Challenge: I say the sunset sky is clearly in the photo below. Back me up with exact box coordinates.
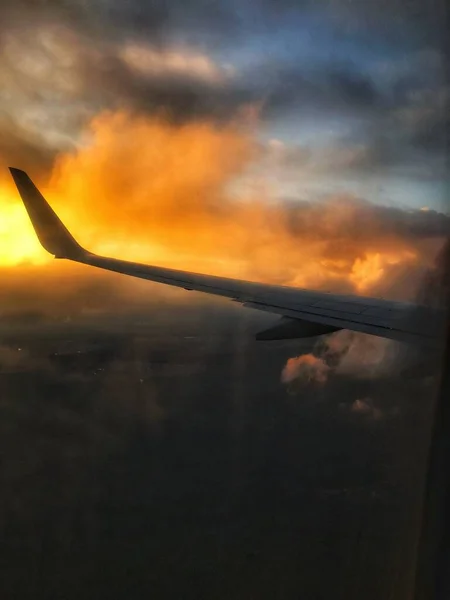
[0,0,448,299]
[1,8,449,594]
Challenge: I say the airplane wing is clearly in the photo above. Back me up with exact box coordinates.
[9,167,445,349]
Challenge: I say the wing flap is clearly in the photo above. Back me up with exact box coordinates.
[243,301,444,349]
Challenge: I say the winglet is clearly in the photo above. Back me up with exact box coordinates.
[9,168,87,259]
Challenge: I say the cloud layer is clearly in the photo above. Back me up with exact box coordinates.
[0,0,447,182]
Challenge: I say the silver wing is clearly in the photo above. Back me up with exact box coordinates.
[9,167,445,349]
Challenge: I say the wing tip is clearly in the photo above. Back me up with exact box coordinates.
[9,166,27,178]
[8,166,87,260]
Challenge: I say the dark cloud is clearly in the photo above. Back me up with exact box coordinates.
[253,60,381,118]
[98,0,240,42]
[269,194,449,300]
[74,47,251,124]
[0,116,57,176]
[1,0,446,124]
[0,0,240,46]
[0,21,383,132]
[0,0,447,179]
[61,0,448,50]
[0,23,251,133]
[261,63,448,178]
[329,66,379,108]
[264,131,447,182]
[401,89,450,154]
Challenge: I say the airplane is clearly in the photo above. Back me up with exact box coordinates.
[9,167,447,351]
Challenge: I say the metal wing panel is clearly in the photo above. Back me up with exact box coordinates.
[83,254,444,349]
[243,300,444,349]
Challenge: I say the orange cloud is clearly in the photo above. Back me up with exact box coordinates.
[0,109,445,318]
[281,354,330,385]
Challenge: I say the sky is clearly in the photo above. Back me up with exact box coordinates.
[0,6,449,595]
[0,0,449,302]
